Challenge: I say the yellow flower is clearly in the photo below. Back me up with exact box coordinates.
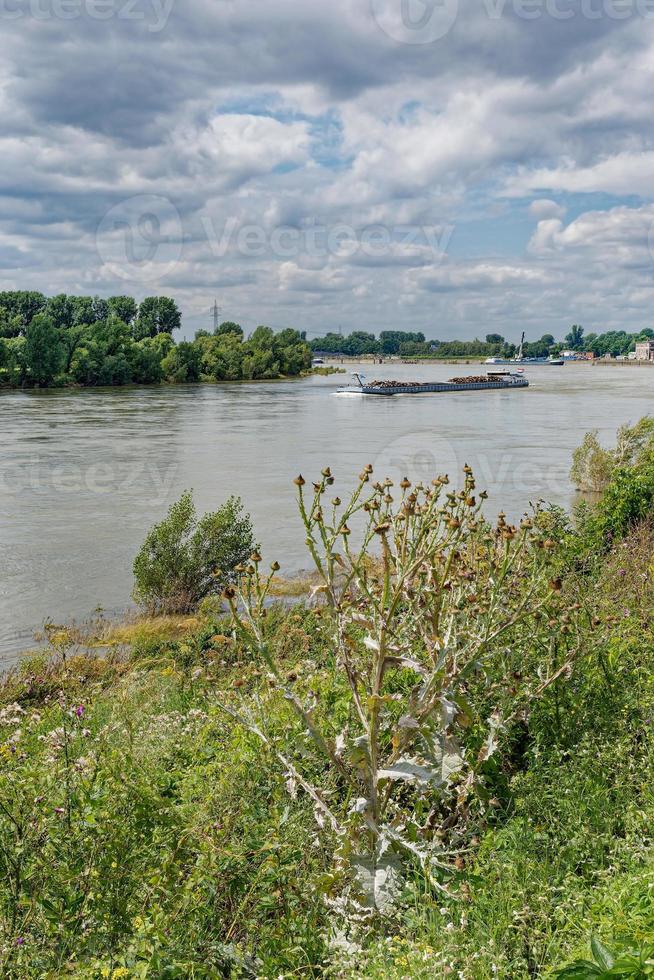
[111,969,130,979]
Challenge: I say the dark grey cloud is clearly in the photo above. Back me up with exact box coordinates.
[1,0,654,338]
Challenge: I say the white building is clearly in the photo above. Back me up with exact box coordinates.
[635,340,654,361]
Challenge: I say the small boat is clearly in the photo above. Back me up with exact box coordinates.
[485,332,564,366]
[485,356,564,366]
[335,371,529,396]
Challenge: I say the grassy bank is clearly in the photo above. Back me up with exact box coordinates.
[2,444,654,978]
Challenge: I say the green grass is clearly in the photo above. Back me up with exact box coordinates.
[2,518,654,976]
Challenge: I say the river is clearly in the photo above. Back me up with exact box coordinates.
[1,362,652,661]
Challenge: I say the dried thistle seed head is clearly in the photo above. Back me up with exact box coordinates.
[400,477,411,489]
[383,494,393,504]
[359,472,370,483]
[250,551,262,563]
[448,518,461,529]
[374,522,391,535]
[549,578,563,592]
[222,586,236,599]
[294,475,306,487]
[373,481,383,492]
[479,490,488,500]
[364,463,373,473]
[463,463,472,474]
[312,508,323,522]
[340,524,351,536]
[331,497,341,506]
[384,477,393,487]
[234,564,247,573]
[313,482,322,493]
[321,467,332,478]
[544,539,556,550]
[270,561,281,572]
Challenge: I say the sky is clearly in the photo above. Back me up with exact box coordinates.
[1,0,654,340]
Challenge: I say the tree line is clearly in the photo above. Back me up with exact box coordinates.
[0,292,312,387]
[311,325,654,358]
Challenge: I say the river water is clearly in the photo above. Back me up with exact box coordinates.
[1,362,652,661]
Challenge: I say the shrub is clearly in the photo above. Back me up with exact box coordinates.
[133,491,254,614]
[223,466,583,926]
[570,418,654,493]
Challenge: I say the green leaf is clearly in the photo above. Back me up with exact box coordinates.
[350,850,403,912]
[591,937,615,971]
[554,961,603,979]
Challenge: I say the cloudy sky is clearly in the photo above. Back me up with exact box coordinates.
[2,0,654,340]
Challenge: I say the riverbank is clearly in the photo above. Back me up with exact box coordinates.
[2,434,654,977]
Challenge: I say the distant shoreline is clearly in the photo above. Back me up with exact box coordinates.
[319,356,654,368]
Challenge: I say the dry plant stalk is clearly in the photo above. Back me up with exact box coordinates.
[221,465,583,912]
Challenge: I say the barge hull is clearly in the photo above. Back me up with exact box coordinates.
[358,379,529,396]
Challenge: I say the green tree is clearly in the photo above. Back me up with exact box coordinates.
[249,325,274,349]
[24,314,64,385]
[0,290,47,329]
[133,490,255,614]
[380,331,426,355]
[135,297,181,339]
[215,321,244,338]
[45,294,76,330]
[162,342,202,383]
[108,295,138,325]
[565,324,585,350]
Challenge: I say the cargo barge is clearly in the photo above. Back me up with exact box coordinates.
[336,371,529,396]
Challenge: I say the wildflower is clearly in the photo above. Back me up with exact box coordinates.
[74,705,85,718]
[14,937,25,946]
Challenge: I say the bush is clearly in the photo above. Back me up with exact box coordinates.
[224,466,582,925]
[133,491,254,614]
[570,418,654,493]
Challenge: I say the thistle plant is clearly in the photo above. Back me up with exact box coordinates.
[221,466,583,914]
